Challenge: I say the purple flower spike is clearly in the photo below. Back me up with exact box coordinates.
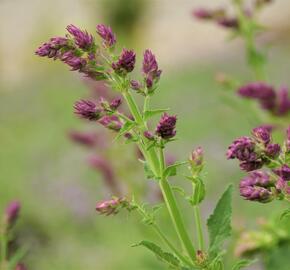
[143,49,162,89]
[239,171,274,203]
[5,201,21,226]
[69,131,98,147]
[273,165,290,181]
[35,37,68,59]
[110,97,122,110]
[64,55,87,71]
[96,24,116,47]
[112,49,136,74]
[74,100,102,120]
[238,82,276,112]
[99,115,123,131]
[226,136,257,162]
[66,24,94,50]
[252,126,271,145]
[156,113,177,139]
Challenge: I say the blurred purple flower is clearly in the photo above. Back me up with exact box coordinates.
[66,24,94,50]
[156,113,177,139]
[276,86,290,115]
[193,8,213,19]
[130,80,142,91]
[15,264,27,270]
[265,143,281,158]
[252,126,271,145]
[5,201,21,226]
[68,130,99,147]
[110,97,122,111]
[144,130,154,140]
[286,126,290,151]
[96,198,127,216]
[96,24,116,47]
[217,17,239,29]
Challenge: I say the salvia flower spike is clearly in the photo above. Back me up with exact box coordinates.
[96,24,116,48]
[155,113,177,140]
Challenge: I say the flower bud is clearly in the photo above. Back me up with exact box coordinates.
[96,198,127,216]
[189,147,204,174]
[112,49,136,74]
[273,165,290,181]
[109,97,122,111]
[66,24,94,50]
[5,201,21,227]
[74,100,103,121]
[265,143,281,159]
[155,113,177,139]
[130,80,142,91]
[144,131,154,140]
[99,115,123,131]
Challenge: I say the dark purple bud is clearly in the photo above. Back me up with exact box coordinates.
[124,132,133,139]
[96,24,116,47]
[275,178,290,195]
[238,82,276,111]
[110,97,122,110]
[276,86,290,116]
[239,160,263,172]
[68,131,98,147]
[130,80,142,90]
[240,171,273,188]
[112,49,136,74]
[74,100,102,120]
[217,17,239,29]
[66,24,94,50]
[96,198,127,216]
[273,165,290,181]
[252,126,271,145]
[226,136,257,162]
[5,201,21,226]
[35,37,68,59]
[156,113,177,139]
[15,264,27,270]
[99,115,122,131]
[144,131,155,140]
[265,143,281,159]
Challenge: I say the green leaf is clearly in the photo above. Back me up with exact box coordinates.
[207,185,233,258]
[143,161,155,179]
[265,242,290,270]
[114,121,135,141]
[280,208,290,220]
[133,240,181,268]
[163,161,187,178]
[231,259,256,270]
[143,108,170,121]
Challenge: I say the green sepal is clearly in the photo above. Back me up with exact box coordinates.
[143,108,170,121]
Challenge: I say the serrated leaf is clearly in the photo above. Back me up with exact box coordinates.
[114,121,135,141]
[163,161,187,178]
[143,108,170,121]
[133,240,180,268]
[207,185,233,258]
[231,259,256,270]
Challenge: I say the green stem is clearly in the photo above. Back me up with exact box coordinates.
[0,227,7,265]
[158,147,196,261]
[193,205,205,251]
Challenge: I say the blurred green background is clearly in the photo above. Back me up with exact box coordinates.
[0,0,290,269]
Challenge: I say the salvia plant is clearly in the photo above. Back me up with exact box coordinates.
[0,201,27,270]
[35,24,245,269]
